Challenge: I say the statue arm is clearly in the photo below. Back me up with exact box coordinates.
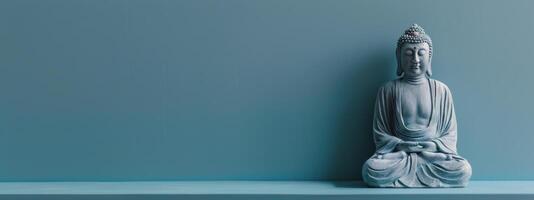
[372,86,403,154]
[432,85,458,154]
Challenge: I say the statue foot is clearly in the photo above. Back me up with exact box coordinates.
[375,151,407,160]
[419,151,449,162]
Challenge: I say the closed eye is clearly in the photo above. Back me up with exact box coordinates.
[418,49,426,56]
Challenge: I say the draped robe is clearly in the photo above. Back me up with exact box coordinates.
[362,78,472,187]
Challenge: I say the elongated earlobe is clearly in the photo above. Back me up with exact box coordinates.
[426,59,432,77]
[396,49,403,76]
[397,66,403,76]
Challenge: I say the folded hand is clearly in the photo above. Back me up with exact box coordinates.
[396,141,437,153]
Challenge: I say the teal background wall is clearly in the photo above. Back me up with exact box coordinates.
[0,0,533,181]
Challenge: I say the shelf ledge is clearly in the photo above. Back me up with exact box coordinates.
[0,181,532,199]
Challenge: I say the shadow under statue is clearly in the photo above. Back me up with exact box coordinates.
[361,24,472,187]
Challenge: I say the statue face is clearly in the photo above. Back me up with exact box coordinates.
[399,42,430,77]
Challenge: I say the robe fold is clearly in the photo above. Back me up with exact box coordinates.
[362,78,472,187]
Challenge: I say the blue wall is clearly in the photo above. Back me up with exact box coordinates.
[0,0,533,181]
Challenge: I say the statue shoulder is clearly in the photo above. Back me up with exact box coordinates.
[430,78,453,95]
[374,80,401,100]
[380,80,398,90]
[377,80,397,94]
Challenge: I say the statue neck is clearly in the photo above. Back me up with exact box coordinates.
[402,75,427,85]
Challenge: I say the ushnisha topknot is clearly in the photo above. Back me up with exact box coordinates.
[396,24,433,57]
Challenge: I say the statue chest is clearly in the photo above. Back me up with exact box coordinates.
[399,84,432,128]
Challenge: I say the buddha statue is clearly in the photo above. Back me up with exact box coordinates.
[361,24,472,187]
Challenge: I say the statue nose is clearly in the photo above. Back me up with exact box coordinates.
[412,55,420,63]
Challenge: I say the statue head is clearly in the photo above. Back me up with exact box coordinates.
[396,24,433,77]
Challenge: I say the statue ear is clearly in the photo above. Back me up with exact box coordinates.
[396,48,403,76]
[426,56,432,77]
[397,66,403,76]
